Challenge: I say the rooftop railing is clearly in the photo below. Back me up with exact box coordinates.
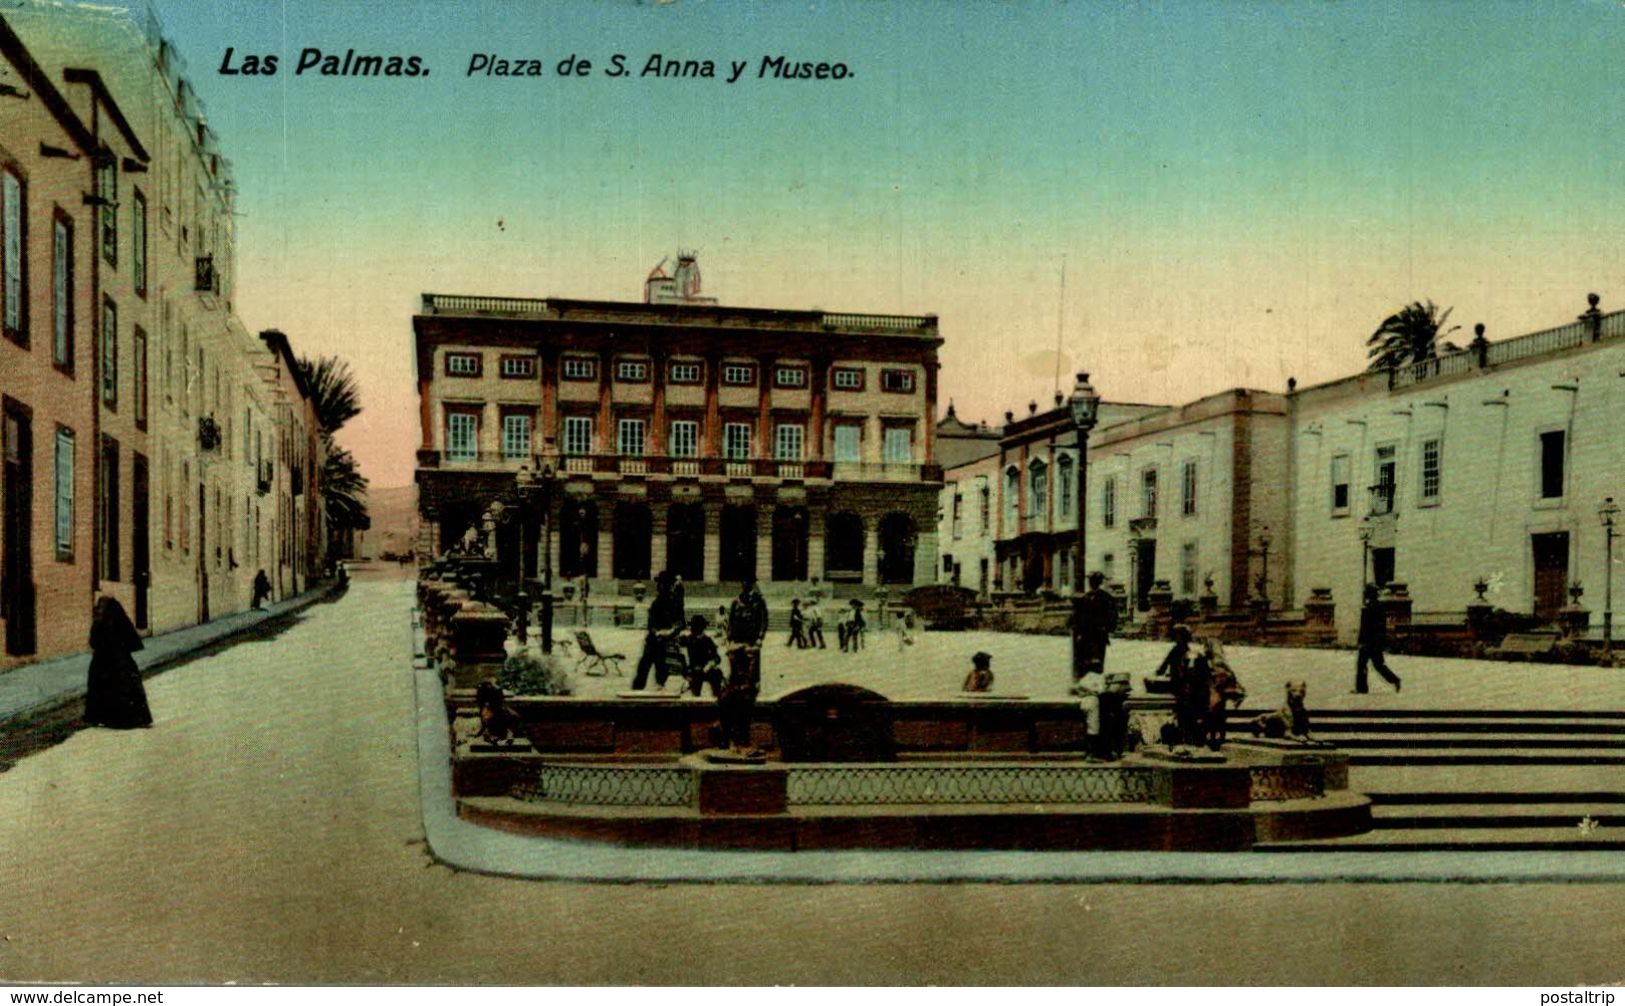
[420,294,937,333]
[416,451,942,483]
[1386,308,1625,390]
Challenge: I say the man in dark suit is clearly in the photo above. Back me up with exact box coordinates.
[1074,571,1117,682]
[1355,584,1402,693]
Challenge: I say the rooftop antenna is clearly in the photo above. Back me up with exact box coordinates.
[1054,254,1067,400]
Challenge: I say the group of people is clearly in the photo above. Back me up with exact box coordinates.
[785,598,826,649]
[1151,625,1247,750]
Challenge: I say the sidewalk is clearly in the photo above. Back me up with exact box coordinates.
[0,582,337,726]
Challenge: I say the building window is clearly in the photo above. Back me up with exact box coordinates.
[833,424,861,462]
[1004,467,1020,527]
[1180,542,1198,595]
[1028,460,1048,519]
[831,367,865,391]
[2,167,22,344]
[1331,453,1350,514]
[722,363,755,386]
[1373,444,1396,514]
[880,369,916,394]
[1371,547,1396,588]
[616,359,648,382]
[55,427,74,561]
[951,493,963,539]
[561,356,597,381]
[499,355,536,379]
[1102,475,1117,528]
[98,436,120,581]
[132,190,147,297]
[617,418,646,456]
[563,415,593,455]
[669,361,701,384]
[101,299,118,409]
[1056,551,1071,593]
[669,419,699,457]
[1141,467,1158,518]
[884,426,913,463]
[1057,455,1074,518]
[1540,430,1566,499]
[1420,438,1441,503]
[445,410,479,461]
[723,422,752,460]
[501,412,531,460]
[97,155,117,267]
[775,423,804,461]
[775,367,807,389]
[1181,459,1197,516]
[978,479,990,530]
[1102,552,1116,584]
[133,327,148,428]
[53,213,72,369]
[445,353,481,377]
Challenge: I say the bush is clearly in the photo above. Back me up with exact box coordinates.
[496,651,576,696]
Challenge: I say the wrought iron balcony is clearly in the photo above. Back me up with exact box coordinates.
[415,449,942,484]
[194,255,219,295]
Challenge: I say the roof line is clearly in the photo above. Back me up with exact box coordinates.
[62,67,151,161]
[0,18,98,154]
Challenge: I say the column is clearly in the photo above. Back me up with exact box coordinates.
[597,525,614,582]
[923,360,938,465]
[757,353,775,465]
[539,351,559,458]
[649,504,669,576]
[597,349,613,455]
[702,505,721,583]
[755,514,774,583]
[703,354,721,457]
[807,507,826,581]
[809,356,829,462]
[862,523,880,586]
[913,529,938,587]
[650,351,667,456]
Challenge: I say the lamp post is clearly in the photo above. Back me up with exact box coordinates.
[515,462,558,653]
[1601,496,1620,656]
[1255,527,1272,608]
[1068,372,1102,681]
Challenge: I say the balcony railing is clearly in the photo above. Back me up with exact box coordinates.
[1385,308,1625,390]
[415,451,941,483]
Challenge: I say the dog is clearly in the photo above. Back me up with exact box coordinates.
[475,680,522,746]
[1250,680,1311,741]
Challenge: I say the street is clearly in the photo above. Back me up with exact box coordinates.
[1,568,1622,985]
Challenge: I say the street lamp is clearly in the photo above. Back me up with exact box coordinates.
[514,462,558,653]
[1601,496,1620,655]
[1068,371,1102,681]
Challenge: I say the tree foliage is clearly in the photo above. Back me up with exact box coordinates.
[1367,300,1461,370]
[297,355,362,435]
[321,440,370,533]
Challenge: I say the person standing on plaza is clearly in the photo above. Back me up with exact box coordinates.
[83,597,152,730]
[1074,571,1117,682]
[787,598,808,649]
[805,596,827,649]
[721,578,769,753]
[632,570,685,690]
[962,651,995,693]
[1355,584,1402,694]
[681,615,724,699]
[251,569,272,611]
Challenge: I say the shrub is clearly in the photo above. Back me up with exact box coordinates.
[497,651,576,696]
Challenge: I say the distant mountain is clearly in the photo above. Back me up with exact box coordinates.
[357,484,418,558]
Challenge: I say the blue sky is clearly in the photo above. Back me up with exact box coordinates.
[140,0,1625,484]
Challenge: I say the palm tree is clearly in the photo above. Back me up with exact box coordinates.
[321,441,370,534]
[297,355,362,435]
[1367,300,1461,371]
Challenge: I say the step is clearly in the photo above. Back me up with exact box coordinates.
[1366,790,1625,806]
[1349,751,1625,766]
[1256,826,1625,852]
[1277,721,1625,736]
[1371,804,1624,829]
[1330,735,1625,749]
[1350,764,1625,794]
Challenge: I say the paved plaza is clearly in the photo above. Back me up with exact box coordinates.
[1,567,1623,984]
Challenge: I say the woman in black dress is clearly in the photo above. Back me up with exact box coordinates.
[83,597,152,729]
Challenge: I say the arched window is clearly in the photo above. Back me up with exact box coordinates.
[1028,460,1048,520]
[1003,466,1019,527]
[1057,454,1074,518]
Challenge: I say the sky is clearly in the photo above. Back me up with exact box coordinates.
[131,0,1625,487]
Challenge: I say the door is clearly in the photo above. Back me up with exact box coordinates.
[132,454,150,630]
[1133,538,1156,612]
[197,484,209,623]
[2,402,35,656]
[1532,532,1569,624]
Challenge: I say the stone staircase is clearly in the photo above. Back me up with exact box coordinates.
[1238,710,1625,852]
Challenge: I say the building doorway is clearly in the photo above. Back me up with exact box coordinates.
[132,454,150,630]
[771,506,809,582]
[719,505,757,582]
[824,511,863,581]
[1532,531,1570,624]
[1133,538,1156,612]
[612,502,652,581]
[666,503,704,582]
[877,512,917,585]
[558,498,597,579]
[2,402,35,656]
